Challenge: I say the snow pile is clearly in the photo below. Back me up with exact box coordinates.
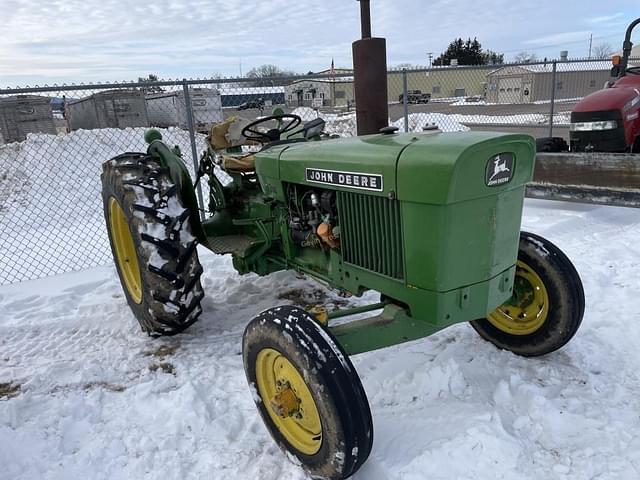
[292,107,470,135]
[391,112,469,133]
[449,98,495,106]
[449,112,571,126]
[290,106,320,121]
[0,127,209,285]
[1,199,640,479]
[291,107,358,137]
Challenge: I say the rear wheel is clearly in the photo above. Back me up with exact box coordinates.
[470,231,584,357]
[243,305,373,479]
[101,152,204,335]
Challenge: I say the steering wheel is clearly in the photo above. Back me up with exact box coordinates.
[241,114,302,143]
[626,66,640,75]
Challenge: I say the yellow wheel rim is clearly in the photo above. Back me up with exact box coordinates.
[487,260,549,335]
[108,197,143,304]
[255,348,322,455]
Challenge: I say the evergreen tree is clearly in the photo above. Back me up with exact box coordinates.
[433,38,503,66]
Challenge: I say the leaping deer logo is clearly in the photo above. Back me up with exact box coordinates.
[489,155,510,181]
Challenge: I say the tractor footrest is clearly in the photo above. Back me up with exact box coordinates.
[208,235,256,256]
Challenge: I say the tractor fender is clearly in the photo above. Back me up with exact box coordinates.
[144,130,206,244]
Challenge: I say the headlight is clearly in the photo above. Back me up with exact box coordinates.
[570,120,618,131]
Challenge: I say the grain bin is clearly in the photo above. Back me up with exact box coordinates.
[66,90,149,130]
[0,95,56,144]
[146,88,223,132]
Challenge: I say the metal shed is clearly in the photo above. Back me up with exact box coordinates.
[486,62,612,104]
[66,90,149,130]
[0,95,56,144]
[146,88,223,132]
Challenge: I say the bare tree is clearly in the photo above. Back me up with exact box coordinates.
[246,64,298,87]
[592,43,614,59]
[513,51,538,64]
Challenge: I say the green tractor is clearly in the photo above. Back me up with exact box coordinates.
[101,112,584,479]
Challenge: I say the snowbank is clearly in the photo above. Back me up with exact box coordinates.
[0,127,209,285]
[292,107,470,135]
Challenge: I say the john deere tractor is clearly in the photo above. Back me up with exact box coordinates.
[101,112,584,479]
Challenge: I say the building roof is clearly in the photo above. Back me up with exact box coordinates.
[289,76,354,85]
[489,60,613,75]
[616,44,640,58]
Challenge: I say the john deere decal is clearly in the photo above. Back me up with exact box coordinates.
[306,168,383,192]
[485,153,515,187]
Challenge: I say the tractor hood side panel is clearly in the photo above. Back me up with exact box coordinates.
[396,132,535,293]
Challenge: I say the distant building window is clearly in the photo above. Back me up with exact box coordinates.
[514,87,521,92]
[589,79,596,88]
[335,90,346,98]
[304,92,312,100]
[319,92,325,99]
[454,88,466,97]
[288,94,293,101]
[432,85,441,94]
[557,81,563,90]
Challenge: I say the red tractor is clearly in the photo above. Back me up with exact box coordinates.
[569,18,640,152]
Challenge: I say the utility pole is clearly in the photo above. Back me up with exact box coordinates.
[588,33,593,59]
[427,52,433,69]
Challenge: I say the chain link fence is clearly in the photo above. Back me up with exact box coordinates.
[0,58,636,285]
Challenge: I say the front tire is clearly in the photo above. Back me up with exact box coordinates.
[470,231,585,357]
[243,306,373,480]
[101,152,204,335]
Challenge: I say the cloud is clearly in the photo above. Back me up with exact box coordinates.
[587,13,624,24]
[524,31,593,47]
[1,0,637,86]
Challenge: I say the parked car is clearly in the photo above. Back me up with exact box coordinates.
[398,90,431,104]
[238,98,265,110]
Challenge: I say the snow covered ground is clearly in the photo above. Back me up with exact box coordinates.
[1,199,640,480]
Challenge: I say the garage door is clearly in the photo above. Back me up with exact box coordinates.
[497,77,523,104]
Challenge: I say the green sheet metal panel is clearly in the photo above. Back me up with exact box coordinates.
[397,132,535,292]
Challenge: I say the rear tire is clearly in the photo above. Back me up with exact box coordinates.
[101,152,204,335]
[243,305,373,479]
[470,231,584,357]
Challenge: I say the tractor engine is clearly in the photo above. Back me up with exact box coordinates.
[286,185,338,250]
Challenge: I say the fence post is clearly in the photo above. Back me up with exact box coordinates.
[402,68,409,132]
[182,79,205,222]
[548,61,557,138]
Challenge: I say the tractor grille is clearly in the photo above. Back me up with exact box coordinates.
[337,191,404,279]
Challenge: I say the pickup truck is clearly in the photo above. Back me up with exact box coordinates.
[398,90,431,104]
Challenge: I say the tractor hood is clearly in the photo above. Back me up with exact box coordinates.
[573,82,640,113]
[272,131,535,205]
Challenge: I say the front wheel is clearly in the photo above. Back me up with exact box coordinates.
[470,231,585,357]
[243,306,373,480]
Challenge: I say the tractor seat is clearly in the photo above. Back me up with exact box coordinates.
[221,154,256,173]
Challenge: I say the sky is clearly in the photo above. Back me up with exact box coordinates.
[1,0,639,87]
